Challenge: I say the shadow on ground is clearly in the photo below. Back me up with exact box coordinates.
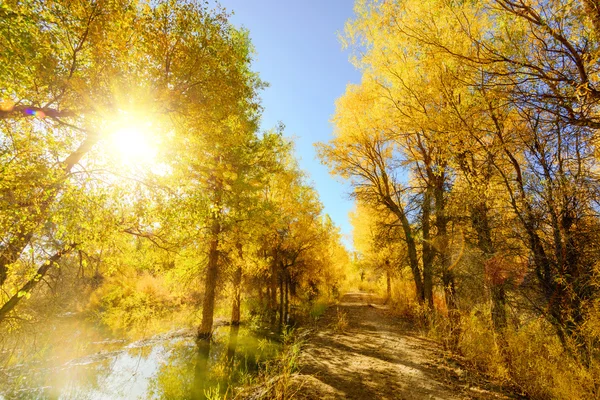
[292,292,517,400]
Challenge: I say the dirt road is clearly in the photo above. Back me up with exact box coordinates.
[293,292,517,400]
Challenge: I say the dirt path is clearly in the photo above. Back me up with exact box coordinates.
[293,292,517,400]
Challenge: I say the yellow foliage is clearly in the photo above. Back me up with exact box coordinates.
[503,320,599,399]
[87,272,183,336]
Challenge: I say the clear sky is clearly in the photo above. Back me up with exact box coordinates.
[222,0,361,247]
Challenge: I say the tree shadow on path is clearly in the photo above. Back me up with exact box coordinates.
[293,292,518,400]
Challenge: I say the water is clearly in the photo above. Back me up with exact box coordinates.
[0,319,281,399]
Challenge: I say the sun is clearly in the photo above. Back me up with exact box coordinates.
[104,112,172,176]
[108,120,158,165]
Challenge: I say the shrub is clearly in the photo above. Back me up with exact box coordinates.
[331,307,348,332]
[504,319,600,399]
[456,307,507,378]
[87,272,178,335]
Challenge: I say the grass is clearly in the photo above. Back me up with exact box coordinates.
[330,307,348,332]
[424,302,600,399]
[308,301,328,322]
[231,329,306,399]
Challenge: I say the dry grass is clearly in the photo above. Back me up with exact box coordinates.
[329,307,348,332]
[234,329,306,399]
[386,280,600,400]
[446,307,600,399]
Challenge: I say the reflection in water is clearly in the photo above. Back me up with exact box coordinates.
[226,325,240,370]
[156,326,280,399]
[0,320,280,399]
[192,337,211,400]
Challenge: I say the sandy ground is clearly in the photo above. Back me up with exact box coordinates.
[291,292,519,400]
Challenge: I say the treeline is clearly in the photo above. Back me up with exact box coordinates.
[319,1,600,398]
[0,0,346,355]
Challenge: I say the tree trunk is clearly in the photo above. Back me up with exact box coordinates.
[230,242,244,326]
[0,132,99,286]
[194,202,221,400]
[258,284,264,309]
[0,105,75,120]
[433,174,460,348]
[386,270,392,302]
[288,274,292,319]
[0,245,75,322]
[490,284,507,329]
[470,203,507,331]
[385,196,424,303]
[231,267,242,326]
[228,243,247,371]
[422,188,434,308]
[0,231,36,286]
[270,255,278,324]
[379,191,425,303]
[284,270,290,324]
[197,214,221,341]
[278,266,284,329]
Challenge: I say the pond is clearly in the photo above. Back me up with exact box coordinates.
[0,318,281,399]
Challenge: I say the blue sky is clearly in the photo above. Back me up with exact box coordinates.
[223,0,361,247]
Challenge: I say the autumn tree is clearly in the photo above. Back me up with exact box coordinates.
[386,0,600,349]
[0,0,262,327]
[350,202,406,301]
[328,0,600,374]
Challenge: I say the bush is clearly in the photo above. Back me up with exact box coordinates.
[308,301,328,322]
[330,307,348,332]
[448,310,600,399]
[388,277,600,399]
[87,272,180,335]
[504,319,600,399]
[456,307,507,378]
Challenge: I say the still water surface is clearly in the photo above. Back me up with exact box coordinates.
[0,318,280,399]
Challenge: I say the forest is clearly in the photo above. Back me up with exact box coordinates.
[1,0,600,399]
